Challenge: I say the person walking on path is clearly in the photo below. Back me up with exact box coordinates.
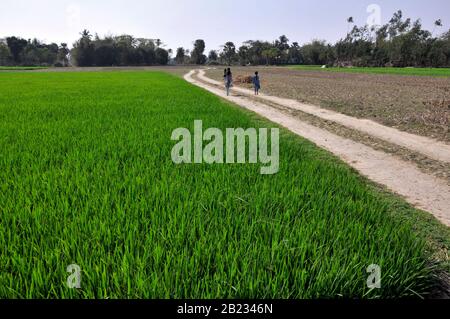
[225,68,233,96]
[252,71,261,95]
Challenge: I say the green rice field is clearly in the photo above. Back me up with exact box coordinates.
[289,65,450,77]
[0,66,48,71]
[0,71,448,298]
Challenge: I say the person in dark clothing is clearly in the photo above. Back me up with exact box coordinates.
[252,71,261,95]
[225,68,233,96]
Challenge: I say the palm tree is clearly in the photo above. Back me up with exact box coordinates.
[432,19,443,36]
[80,29,91,39]
[347,17,354,35]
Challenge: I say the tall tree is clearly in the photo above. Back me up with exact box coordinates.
[432,19,443,36]
[347,17,354,34]
[57,43,70,66]
[221,42,237,65]
[72,30,95,66]
[0,42,12,65]
[6,36,28,63]
[208,50,218,63]
[261,48,278,65]
[238,45,250,65]
[274,35,290,63]
[288,42,303,64]
[155,47,169,65]
[191,39,207,64]
[175,47,185,64]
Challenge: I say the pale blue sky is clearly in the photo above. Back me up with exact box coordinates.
[1,0,449,53]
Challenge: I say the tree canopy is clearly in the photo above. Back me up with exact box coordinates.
[0,30,171,67]
[71,31,170,66]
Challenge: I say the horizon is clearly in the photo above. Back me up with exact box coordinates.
[1,0,449,53]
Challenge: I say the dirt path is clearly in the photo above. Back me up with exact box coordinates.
[185,69,450,226]
[197,70,450,164]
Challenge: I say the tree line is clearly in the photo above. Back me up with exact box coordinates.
[0,10,449,67]
[0,37,69,67]
[0,30,171,67]
[70,30,170,66]
[179,10,449,68]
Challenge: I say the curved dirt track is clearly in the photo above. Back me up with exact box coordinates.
[197,70,450,164]
[185,69,450,226]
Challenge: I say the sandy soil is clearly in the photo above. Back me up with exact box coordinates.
[206,67,450,142]
[185,69,450,227]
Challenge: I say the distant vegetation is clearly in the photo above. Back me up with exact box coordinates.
[0,66,48,71]
[0,37,68,67]
[290,66,450,77]
[70,30,170,67]
[0,30,171,67]
[183,10,450,68]
[0,10,448,68]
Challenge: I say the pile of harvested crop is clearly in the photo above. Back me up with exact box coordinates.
[234,75,253,84]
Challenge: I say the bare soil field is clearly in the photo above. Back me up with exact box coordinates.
[206,67,450,142]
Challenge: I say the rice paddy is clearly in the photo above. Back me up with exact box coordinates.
[0,71,446,298]
[0,66,48,71]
